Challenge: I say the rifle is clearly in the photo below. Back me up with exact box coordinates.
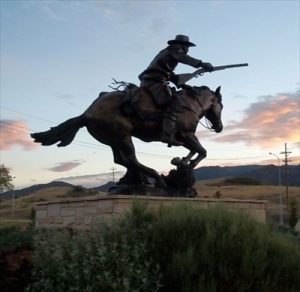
[174,63,248,87]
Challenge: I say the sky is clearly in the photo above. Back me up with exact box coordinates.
[0,0,299,189]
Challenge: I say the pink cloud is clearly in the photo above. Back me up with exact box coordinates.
[48,160,85,172]
[198,90,300,148]
[0,120,38,151]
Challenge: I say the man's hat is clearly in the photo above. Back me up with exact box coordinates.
[167,35,196,47]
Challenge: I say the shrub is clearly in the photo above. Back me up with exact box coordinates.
[28,204,300,292]
[0,226,34,291]
[225,176,261,185]
[27,205,161,291]
[289,198,298,229]
[66,185,98,198]
[150,205,300,292]
[214,190,222,198]
[0,226,33,254]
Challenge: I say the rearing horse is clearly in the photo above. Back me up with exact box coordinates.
[31,85,223,187]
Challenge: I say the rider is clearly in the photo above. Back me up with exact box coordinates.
[139,34,213,147]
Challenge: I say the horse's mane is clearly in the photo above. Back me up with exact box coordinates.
[178,85,211,100]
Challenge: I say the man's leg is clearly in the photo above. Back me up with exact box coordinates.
[161,108,183,147]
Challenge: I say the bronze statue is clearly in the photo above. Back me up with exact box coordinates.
[31,84,223,193]
[31,35,248,196]
[139,35,213,147]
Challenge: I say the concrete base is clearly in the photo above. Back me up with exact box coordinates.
[35,195,267,229]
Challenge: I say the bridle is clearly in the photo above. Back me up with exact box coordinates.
[181,89,222,132]
[199,93,222,132]
[199,117,215,132]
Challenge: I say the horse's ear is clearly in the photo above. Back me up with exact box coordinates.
[216,86,221,95]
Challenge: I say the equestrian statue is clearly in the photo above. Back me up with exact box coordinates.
[31,35,248,196]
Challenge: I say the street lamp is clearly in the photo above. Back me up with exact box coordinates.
[269,152,283,225]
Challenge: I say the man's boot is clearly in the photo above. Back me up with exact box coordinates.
[161,114,183,147]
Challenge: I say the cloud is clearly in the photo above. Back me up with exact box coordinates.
[199,90,300,148]
[48,160,85,172]
[0,120,38,151]
[94,1,179,47]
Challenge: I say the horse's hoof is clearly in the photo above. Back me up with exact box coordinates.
[171,157,182,166]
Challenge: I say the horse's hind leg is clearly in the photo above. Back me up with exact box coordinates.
[112,139,166,187]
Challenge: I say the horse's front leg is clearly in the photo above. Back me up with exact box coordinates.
[182,132,207,168]
[182,151,196,165]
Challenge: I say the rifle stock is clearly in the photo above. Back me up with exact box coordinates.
[175,63,248,87]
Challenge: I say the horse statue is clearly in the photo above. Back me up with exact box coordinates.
[31,83,223,192]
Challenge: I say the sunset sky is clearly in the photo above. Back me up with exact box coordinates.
[1,0,299,189]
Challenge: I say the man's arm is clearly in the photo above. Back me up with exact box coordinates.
[174,52,213,71]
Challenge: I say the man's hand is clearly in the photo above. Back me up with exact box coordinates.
[201,62,213,72]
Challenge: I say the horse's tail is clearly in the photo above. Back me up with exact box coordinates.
[31,114,86,147]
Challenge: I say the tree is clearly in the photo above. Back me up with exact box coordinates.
[0,164,14,193]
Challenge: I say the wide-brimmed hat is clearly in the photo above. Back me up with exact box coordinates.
[167,35,196,47]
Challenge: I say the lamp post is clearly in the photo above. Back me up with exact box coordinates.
[269,152,283,225]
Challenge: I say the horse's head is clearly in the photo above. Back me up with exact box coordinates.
[205,86,223,133]
[188,85,223,133]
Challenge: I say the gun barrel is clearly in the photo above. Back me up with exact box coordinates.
[213,63,248,71]
[230,63,248,67]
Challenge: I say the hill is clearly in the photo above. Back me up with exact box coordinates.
[1,164,299,201]
[193,164,300,186]
[0,181,74,199]
[92,181,116,192]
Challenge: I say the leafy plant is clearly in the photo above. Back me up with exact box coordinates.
[225,176,262,185]
[0,226,33,254]
[28,206,161,291]
[289,198,299,229]
[27,204,300,292]
[0,164,14,193]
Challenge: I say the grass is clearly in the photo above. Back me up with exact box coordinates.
[26,204,300,292]
[0,219,32,229]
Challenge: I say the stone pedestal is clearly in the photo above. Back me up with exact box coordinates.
[35,195,267,229]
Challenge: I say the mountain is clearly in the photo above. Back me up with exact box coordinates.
[54,171,125,188]
[92,181,117,192]
[0,181,74,199]
[193,164,300,186]
[1,164,299,200]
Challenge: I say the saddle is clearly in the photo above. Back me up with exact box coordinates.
[120,84,192,123]
[121,85,165,121]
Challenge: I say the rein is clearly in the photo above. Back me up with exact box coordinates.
[199,117,215,132]
[186,89,216,132]
[182,100,216,132]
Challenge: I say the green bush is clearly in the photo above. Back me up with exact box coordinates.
[0,226,34,291]
[28,204,300,292]
[0,226,33,254]
[289,198,298,229]
[27,206,161,292]
[65,185,98,198]
[150,205,300,292]
[224,176,262,185]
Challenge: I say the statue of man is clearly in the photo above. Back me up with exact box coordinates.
[139,34,213,146]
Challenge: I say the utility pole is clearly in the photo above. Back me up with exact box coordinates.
[11,176,16,217]
[281,143,292,211]
[110,167,117,182]
[269,152,283,225]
